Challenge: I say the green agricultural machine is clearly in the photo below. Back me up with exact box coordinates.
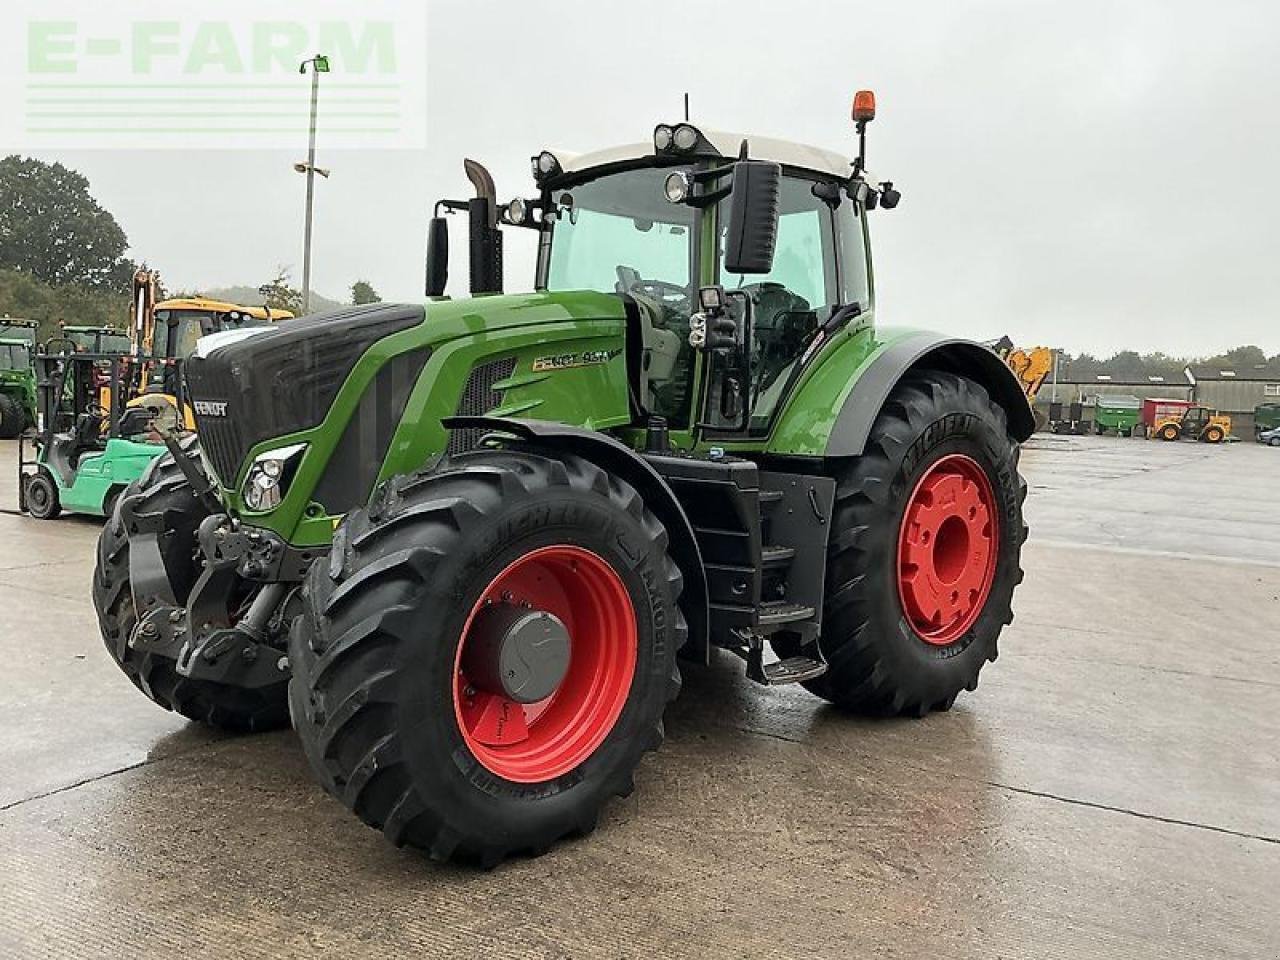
[19,352,177,519]
[0,321,37,438]
[94,94,1032,865]
[58,325,132,356]
[1093,394,1141,436]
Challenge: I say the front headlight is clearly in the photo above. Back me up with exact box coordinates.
[241,442,307,512]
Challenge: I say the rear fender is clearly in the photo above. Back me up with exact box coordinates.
[823,332,1036,457]
[443,415,710,663]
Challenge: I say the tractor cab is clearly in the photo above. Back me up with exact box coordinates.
[425,95,899,450]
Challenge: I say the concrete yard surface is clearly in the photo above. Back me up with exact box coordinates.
[0,435,1277,959]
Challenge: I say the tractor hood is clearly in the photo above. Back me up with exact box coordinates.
[184,290,626,494]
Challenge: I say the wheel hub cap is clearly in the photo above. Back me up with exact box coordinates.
[452,545,637,783]
[462,605,571,704]
[897,453,999,646]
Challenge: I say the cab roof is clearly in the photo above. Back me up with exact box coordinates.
[156,298,294,321]
[551,128,854,182]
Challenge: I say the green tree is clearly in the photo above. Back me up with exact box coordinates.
[351,280,381,305]
[259,267,305,315]
[0,155,137,290]
[1206,344,1267,369]
[0,268,129,344]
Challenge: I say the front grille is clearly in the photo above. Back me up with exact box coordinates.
[185,303,425,487]
[187,361,245,485]
[447,356,516,455]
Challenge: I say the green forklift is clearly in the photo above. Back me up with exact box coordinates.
[0,320,38,438]
[94,93,1033,864]
[18,351,180,520]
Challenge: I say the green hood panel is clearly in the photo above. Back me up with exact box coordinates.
[215,290,633,546]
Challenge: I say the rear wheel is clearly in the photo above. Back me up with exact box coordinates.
[1159,424,1180,441]
[0,393,24,439]
[795,372,1026,715]
[92,442,291,732]
[289,447,685,865]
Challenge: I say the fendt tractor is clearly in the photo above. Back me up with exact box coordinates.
[94,93,1032,865]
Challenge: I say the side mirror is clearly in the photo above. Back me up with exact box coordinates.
[425,216,448,297]
[724,160,781,275]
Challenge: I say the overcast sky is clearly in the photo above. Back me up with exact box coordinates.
[13,0,1280,357]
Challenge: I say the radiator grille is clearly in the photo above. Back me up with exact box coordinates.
[447,356,516,455]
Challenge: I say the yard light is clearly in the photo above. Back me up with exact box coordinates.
[653,124,674,151]
[298,54,332,314]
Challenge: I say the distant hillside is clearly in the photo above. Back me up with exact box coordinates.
[198,286,346,313]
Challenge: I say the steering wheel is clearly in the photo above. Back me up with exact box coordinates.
[628,278,690,307]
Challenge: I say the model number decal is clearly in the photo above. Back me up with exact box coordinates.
[531,348,621,373]
[193,400,228,417]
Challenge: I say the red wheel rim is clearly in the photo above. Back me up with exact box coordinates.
[452,545,637,783]
[896,454,999,646]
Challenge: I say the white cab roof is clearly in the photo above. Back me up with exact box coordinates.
[551,129,854,181]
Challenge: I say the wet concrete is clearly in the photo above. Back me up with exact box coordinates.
[0,435,1276,959]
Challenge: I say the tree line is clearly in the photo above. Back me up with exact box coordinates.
[0,155,379,341]
[1057,345,1278,382]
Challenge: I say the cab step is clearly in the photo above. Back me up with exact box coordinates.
[761,544,796,566]
[749,655,828,686]
[758,600,815,627]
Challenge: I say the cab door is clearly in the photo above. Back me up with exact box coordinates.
[698,174,868,440]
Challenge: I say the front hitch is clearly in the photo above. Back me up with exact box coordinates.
[127,512,308,690]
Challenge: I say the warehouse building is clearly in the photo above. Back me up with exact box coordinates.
[1185,362,1280,436]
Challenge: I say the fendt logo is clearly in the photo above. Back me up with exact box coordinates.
[193,400,229,418]
[0,1,426,150]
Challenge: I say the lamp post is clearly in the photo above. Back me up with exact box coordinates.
[297,54,331,314]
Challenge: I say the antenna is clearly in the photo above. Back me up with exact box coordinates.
[683,92,689,121]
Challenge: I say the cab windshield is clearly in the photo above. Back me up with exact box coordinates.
[0,343,29,370]
[545,166,696,296]
[544,165,699,426]
[153,309,269,359]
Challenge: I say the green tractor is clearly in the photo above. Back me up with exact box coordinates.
[0,319,38,438]
[94,94,1032,865]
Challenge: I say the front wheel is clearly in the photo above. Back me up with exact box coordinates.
[92,442,291,731]
[793,372,1026,716]
[23,470,61,520]
[289,447,686,865]
[1204,425,1225,443]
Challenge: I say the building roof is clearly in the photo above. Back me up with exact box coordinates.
[550,128,855,181]
[1185,363,1280,382]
